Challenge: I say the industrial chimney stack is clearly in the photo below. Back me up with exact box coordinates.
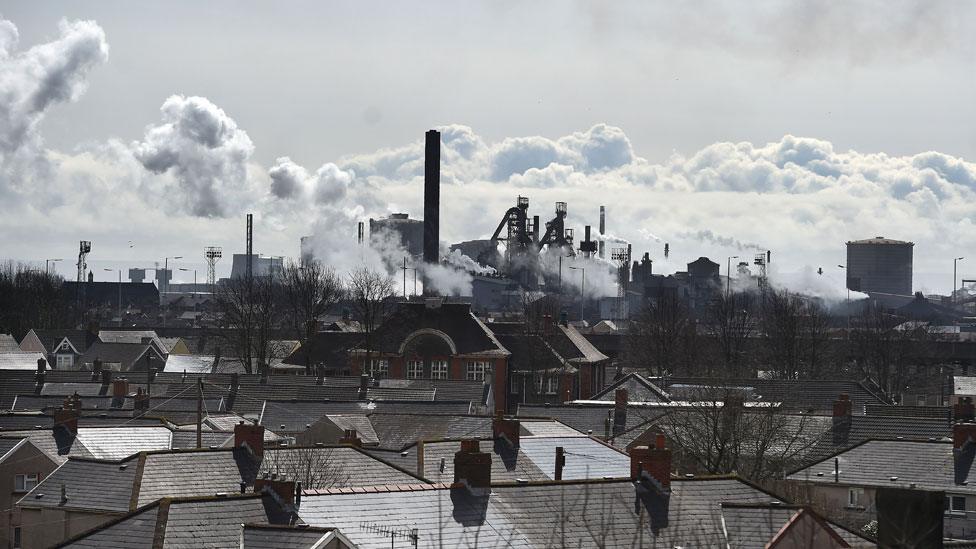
[423,130,441,293]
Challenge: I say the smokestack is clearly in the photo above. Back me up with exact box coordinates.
[357,221,364,245]
[599,206,605,235]
[245,213,253,283]
[423,130,440,267]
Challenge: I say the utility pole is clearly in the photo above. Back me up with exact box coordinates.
[402,257,408,298]
[196,377,203,448]
[955,257,965,305]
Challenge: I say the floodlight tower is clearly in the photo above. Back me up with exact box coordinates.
[76,241,91,283]
[205,246,222,290]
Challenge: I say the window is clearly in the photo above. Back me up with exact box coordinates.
[13,527,20,549]
[55,354,73,369]
[14,473,38,493]
[533,374,559,395]
[466,361,487,381]
[431,360,448,380]
[947,495,967,515]
[916,395,927,406]
[369,359,389,377]
[407,360,423,379]
[847,487,864,508]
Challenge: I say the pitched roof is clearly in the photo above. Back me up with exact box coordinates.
[0,426,172,463]
[0,334,21,353]
[77,341,162,371]
[517,402,667,437]
[296,477,875,548]
[20,456,139,512]
[368,301,510,356]
[788,439,969,494]
[592,372,670,403]
[241,524,340,548]
[367,413,492,450]
[27,329,94,355]
[660,377,888,413]
[720,503,862,548]
[0,352,46,370]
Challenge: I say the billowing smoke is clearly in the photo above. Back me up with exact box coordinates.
[133,95,255,217]
[268,156,354,204]
[0,17,108,193]
[536,247,620,299]
[678,229,765,252]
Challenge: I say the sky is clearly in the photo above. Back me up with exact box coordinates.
[0,1,974,295]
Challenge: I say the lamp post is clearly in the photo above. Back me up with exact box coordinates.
[162,256,182,328]
[45,258,62,276]
[104,268,121,327]
[726,256,738,297]
[179,268,197,296]
[955,257,965,305]
[569,266,585,321]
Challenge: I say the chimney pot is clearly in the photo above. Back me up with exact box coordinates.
[613,388,628,436]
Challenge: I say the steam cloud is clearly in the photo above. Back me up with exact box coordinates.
[2,14,976,297]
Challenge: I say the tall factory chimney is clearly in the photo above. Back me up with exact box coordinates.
[599,206,606,259]
[423,130,441,266]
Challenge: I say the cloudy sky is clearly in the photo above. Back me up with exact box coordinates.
[1,1,974,294]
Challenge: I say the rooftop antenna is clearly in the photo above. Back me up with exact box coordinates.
[76,241,91,283]
[359,521,419,548]
[205,247,222,291]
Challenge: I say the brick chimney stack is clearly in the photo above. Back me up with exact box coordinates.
[133,387,150,412]
[629,433,671,491]
[492,412,520,447]
[454,439,491,494]
[358,374,369,400]
[234,421,265,459]
[54,393,83,436]
[254,475,297,506]
[112,378,130,398]
[338,429,362,447]
[832,393,853,443]
[952,423,976,485]
[613,388,628,436]
[955,397,975,423]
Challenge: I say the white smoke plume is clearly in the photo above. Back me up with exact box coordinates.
[678,229,765,253]
[0,17,108,194]
[133,95,255,217]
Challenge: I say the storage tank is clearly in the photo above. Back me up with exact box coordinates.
[845,237,914,296]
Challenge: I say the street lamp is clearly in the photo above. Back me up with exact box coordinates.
[104,268,122,327]
[569,266,585,321]
[163,256,183,293]
[955,257,965,305]
[726,256,739,297]
[179,268,197,297]
[45,258,62,276]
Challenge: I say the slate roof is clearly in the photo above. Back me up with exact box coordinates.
[297,477,875,548]
[803,415,951,465]
[720,503,868,548]
[98,330,165,350]
[660,377,888,413]
[419,436,629,482]
[955,376,976,396]
[368,413,493,450]
[77,341,161,371]
[368,301,509,356]
[0,426,172,463]
[0,436,25,462]
[11,395,224,414]
[241,525,338,548]
[258,400,473,435]
[20,456,138,512]
[24,329,95,355]
[788,439,969,494]
[591,372,670,403]
[0,352,46,370]
[0,333,21,353]
[517,403,667,437]
[865,404,950,420]
[63,494,295,549]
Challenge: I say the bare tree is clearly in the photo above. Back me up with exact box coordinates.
[347,267,395,377]
[626,294,696,377]
[213,275,282,375]
[0,262,69,339]
[849,302,932,401]
[280,260,344,374]
[759,289,832,379]
[706,290,755,377]
[260,447,350,489]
